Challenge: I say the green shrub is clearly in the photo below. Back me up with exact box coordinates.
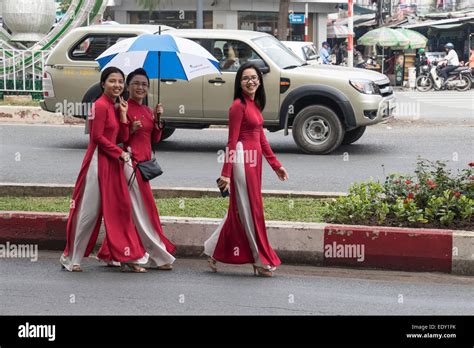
[323,158,474,229]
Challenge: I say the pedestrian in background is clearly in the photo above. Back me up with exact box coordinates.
[319,41,331,64]
[204,62,289,277]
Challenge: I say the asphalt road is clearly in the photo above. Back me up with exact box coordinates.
[0,119,472,192]
[394,90,474,123]
[0,251,473,315]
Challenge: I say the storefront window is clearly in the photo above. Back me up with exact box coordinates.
[129,11,212,29]
[238,11,305,41]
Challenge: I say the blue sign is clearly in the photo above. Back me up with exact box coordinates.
[289,13,305,24]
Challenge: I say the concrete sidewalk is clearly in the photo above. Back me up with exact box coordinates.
[1,211,472,276]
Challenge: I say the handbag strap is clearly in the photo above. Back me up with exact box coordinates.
[127,162,138,188]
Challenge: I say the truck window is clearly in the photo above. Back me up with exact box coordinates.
[69,34,136,61]
[211,40,261,72]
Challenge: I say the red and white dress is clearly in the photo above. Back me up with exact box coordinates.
[97,98,176,268]
[204,94,282,270]
[60,94,146,271]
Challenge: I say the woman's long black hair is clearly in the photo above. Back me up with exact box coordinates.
[100,66,125,92]
[233,62,266,111]
[126,68,150,86]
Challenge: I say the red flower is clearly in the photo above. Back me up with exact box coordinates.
[393,179,400,184]
[405,180,412,185]
[470,175,474,181]
[430,184,437,189]
[408,193,414,199]
[468,162,474,167]
[454,192,461,198]
[426,179,434,185]
[403,199,409,204]
[415,184,420,189]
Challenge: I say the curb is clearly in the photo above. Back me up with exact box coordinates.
[0,105,85,125]
[0,106,62,124]
[1,211,473,275]
[0,183,346,199]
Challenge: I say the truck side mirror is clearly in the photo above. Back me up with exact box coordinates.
[249,59,270,74]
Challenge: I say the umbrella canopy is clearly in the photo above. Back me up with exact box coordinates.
[95,34,220,81]
[394,28,428,49]
[357,27,410,47]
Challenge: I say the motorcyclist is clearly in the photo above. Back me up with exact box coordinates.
[439,43,459,83]
[415,48,429,77]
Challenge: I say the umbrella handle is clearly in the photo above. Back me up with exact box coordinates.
[157,51,160,104]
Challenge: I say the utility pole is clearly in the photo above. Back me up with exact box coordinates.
[196,0,203,29]
[347,0,354,67]
[377,0,384,26]
[304,3,308,42]
[278,0,290,41]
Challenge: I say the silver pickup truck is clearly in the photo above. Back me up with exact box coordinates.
[41,25,395,154]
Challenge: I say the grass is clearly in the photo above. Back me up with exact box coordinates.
[0,100,41,107]
[0,196,327,223]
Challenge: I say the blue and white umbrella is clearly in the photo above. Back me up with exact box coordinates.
[95,34,221,100]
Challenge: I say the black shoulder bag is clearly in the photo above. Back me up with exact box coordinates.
[127,123,164,187]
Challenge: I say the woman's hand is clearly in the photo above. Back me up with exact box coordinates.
[153,103,165,128]
[217,176,230,192]
[118,96,128,121]
[120,151,130,162]
[153,103,164,119]
[275,167,289,181]
[131,115,143,134]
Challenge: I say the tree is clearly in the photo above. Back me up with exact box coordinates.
[60,0,72,13]
[136,0,161,23]
[277,0,290,41]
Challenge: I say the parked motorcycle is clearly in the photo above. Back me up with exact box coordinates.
[415,61,472,92]
[356,56,378,70]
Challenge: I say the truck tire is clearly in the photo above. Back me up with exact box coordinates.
[160,127,175,141]
[341,126,366,145]
[292,105,345,154]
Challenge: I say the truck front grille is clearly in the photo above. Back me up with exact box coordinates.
[377,82,393,97]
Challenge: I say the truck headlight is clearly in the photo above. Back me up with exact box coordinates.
[349,79,380,95]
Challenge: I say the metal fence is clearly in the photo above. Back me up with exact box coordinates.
[0,48,50,95]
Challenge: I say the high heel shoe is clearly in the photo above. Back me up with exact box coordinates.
[207,257,217,273]
[252,265,273,277]
[120,263,147,273]
[60,263,82,272]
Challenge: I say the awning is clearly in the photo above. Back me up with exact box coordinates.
[339,4,377,15]
[430,23,467,29]
[402,15,474,29]
[327,25,353,38]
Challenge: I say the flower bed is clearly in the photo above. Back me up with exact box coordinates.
[323,159,474,230]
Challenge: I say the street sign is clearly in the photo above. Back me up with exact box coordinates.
[289,13,305,24]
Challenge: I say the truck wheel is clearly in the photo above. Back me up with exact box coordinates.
[341,126,366,145]
[292,105,345,154]
[160,127,175,141]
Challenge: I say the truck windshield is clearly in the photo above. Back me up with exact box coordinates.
[252,35,305,69]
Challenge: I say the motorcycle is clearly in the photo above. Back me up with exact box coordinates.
[415,61,472,92]
[356,56,378,69]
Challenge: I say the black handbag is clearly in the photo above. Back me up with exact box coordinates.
[127,150,163,187]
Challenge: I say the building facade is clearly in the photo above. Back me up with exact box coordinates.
[105,0,346,49]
